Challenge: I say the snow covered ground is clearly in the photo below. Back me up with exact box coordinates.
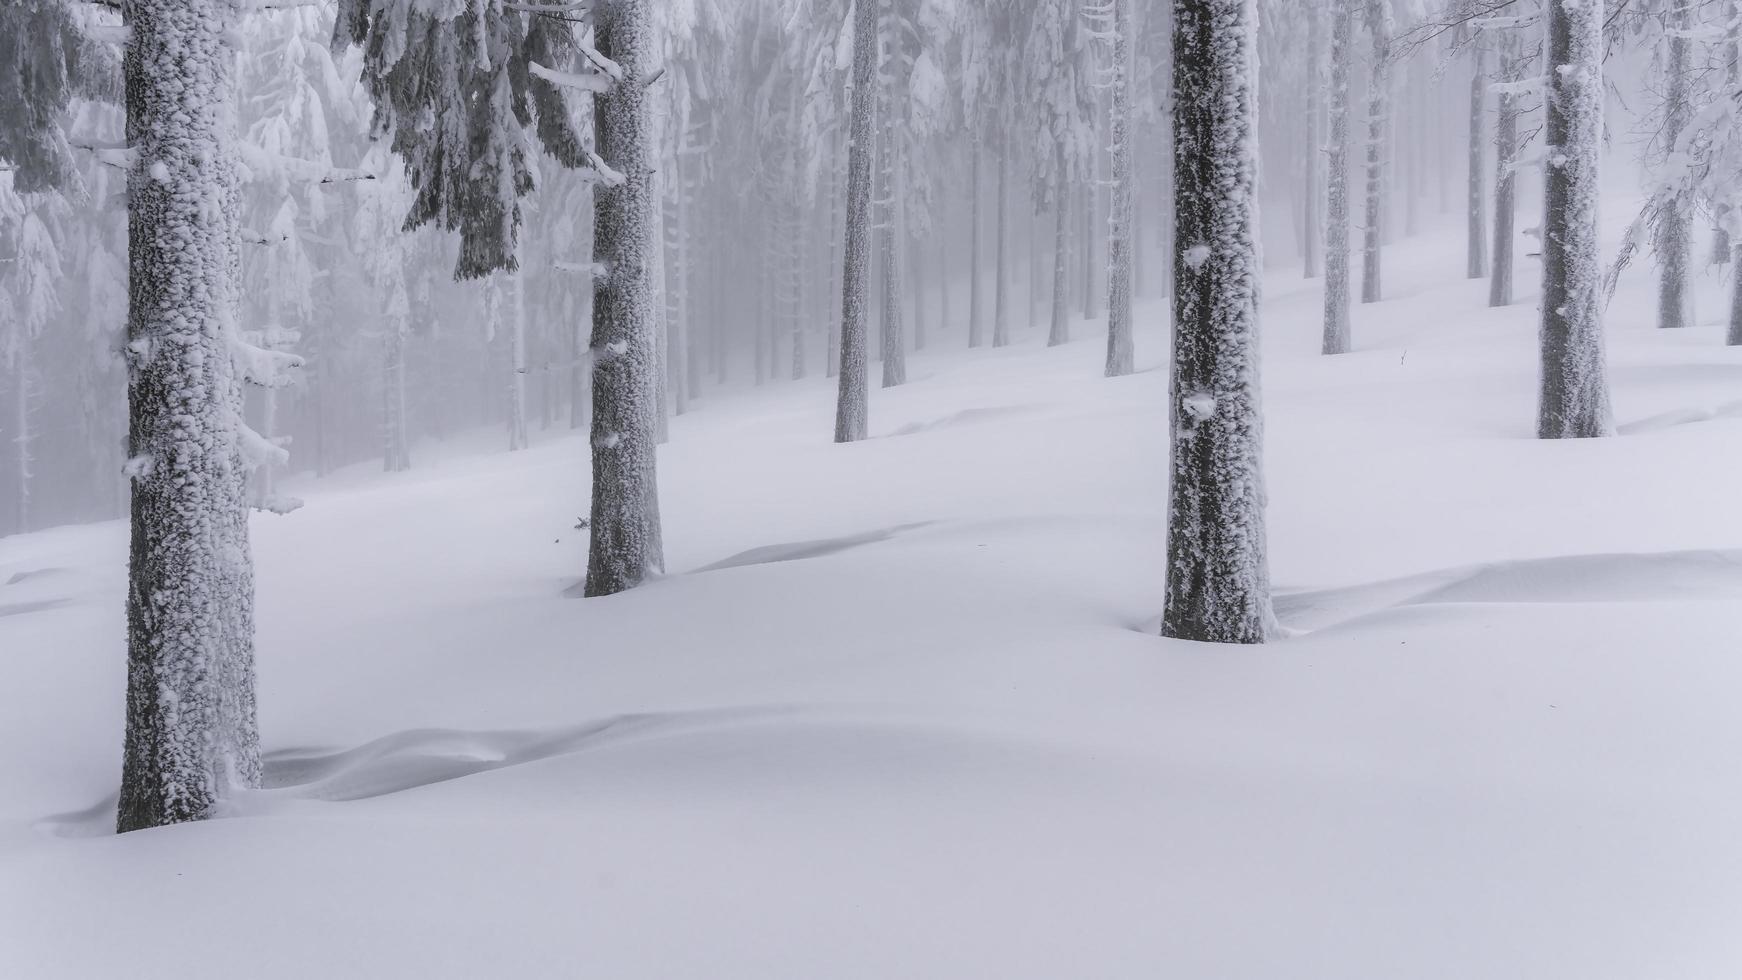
[6,212,1742,978]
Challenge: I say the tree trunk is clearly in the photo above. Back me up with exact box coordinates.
[573,188,594,428]
[1050,148,1072,346]
[509,272,529,450]
[1323,0,1353,354]
[1081,174,1099,319]
[1303,0,1323,279]
[668,160,691,413]
[1537,0,1612,439]
[384,329,410,471]
[1361,0,1390,304]
[994,151,1011,347]
[1166,0,1271,644]
[118,0,260,831]
[1489,28,1521,308]
[585,0,663,595]
[879,66,907,386]
[1657,0,1692,330]
[11,353,29,534]
[1467,29,1488,278]
[1105,0,1135,376]
[969,141,984,347]
[834,0,876,441]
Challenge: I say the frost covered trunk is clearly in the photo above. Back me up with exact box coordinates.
[969,142,984,347]
[834,0,876,442]
[118,0,261,831]
[1082,174,1099,320]
[508,272,529,451]
[1360,0,1390,304]
[1104,0,1135,377]
[383,328,410,472]
[1302,0,1324,279]
[1166,0,1272,644]
[993,151,1011,347]
[1322,0,1354,355]
[585,0,663,595]
[1656,1,1692,330]
[1489,29,1522,308]
[1467,31,1489,279]
[1537,0,1612,439]
[878,67,906,387]
[1049,147,1071,347]
[667,160,691,412]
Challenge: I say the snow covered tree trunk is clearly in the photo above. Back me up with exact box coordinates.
[1082,177,1099,320]
[1166,0,1271,644]
[1303,0,1324,279]
[1361,0,1390,304]
[384,329,410,472]
[668,161,691,413]
[994,151,1011,347]
[1322,0,1354,355]
[1729,249,1742,345]
[835,0,876,442]
[509,272,529,451]
[1656,0,1692,330]
[1050,147,1071,346]
[879,65,906,387]
[1489,29,1521,308]
[573,190,595,429]
[1467,30,1489,279]
[1104,0,1135,377]
[969,141,985,347]
[790,195,807,381]
[585,0,663,595]
[911,237,928,350]
[1537,0,1613,439]
[118,0,261,832]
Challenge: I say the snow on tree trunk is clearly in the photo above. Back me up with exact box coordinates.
[384,328,410,472]
[118,0,261,832]
[1467,29,1489,279]
[879,58,907,388]
[1303,0,1324,280]
[585,0,663,595]
[1490,28,1522,308]
[1360,0,1390,304]
[1050,146,1072,346]
[834,0,876,442]
[1167,0,1271,644]
[1656,0,1692,330]
[1104,0,1136,376]
[1322,0,1354,355]
[994,151,1011,347]
[1537,0,1613,440]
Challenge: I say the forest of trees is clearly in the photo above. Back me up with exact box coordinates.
[1,0,1736,828]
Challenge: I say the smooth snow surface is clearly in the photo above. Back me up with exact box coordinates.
[6,212,1742,976]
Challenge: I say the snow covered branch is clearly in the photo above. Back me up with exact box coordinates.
[529,60,614,94]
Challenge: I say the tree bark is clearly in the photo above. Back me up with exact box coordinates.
[1361,0,1390,304]
[1104,0,1135,376]
[1166,0,1271,643]
[993,150,1011,347]
[1323,0,1353,354]
[1467,28,1488,278]
[1657,0,1692,330]
[834,0,876,441]
[1489,28,1521,307]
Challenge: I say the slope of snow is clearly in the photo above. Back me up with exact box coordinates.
[5,209,1742,978]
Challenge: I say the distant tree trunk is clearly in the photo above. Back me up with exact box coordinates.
[879,68,907,386]
[573,189,594,428]
[1361,0,1390,304]
[1050,148,1072,346]
[911,236,928,350]
[1303,0,1323,279]
[1489,28,1521,308]
[11,354,29,534]
[1657,0,1692,330]
[994,150,1011,347]
[969,141,985,347]
[384,329,410,471]
[1166,0,1271,644]
[668,160,691,412]
[1537,0,1612,439]
[1323,0,1354,354]
[585,0,663,595]
[834,0,876,441]
[1081,174,1100,320]
[118,0,261,831]
[827,133,843,378]
[938,222,951,331]
[1104,0,1135,376]
[508,272,530,450]
[791,195,807,380]
[1467,28,1488,278]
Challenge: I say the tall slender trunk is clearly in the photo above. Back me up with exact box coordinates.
[1050,148,1072,346]
[969,141,985,347]
[586,0,663,595]
[1166,0,1271,643]
[1082,170,1099,319]
[994,150,1011,346]
[509,271,529,450]
[1537,0,1612,439]
[1490,28,1521,307]
[1467,29,1488,278]
[573,188,594,428]
[1105,0,1135,376]
[1323,0,1353,354]
[827,130,844,378]
[1657,0,1692,329]
[834,0,876,441]
[11,354,29,534]
[1303,0,1324,279]
[668,158,691,413]
[1361,0,1390,303]
[119,0,260,831]
[879,57,907,387]
[938,222,951,332]
[384,328,410,471]
[911,236,928,350]
[791,193,807,380]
